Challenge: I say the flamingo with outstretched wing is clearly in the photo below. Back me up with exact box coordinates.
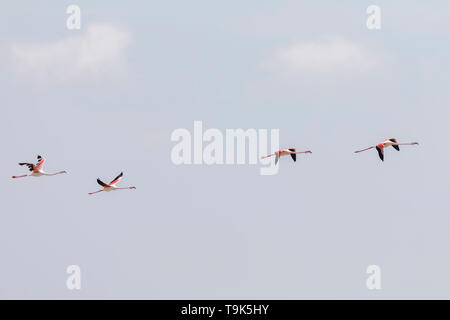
[355,138,418,161]
[12,155,67,179]
[261,148,312,165]
[88,172,136,195]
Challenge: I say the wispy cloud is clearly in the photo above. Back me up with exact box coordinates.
[275,37,386,75]
[10,24,132,84]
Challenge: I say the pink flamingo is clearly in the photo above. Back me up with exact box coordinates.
[355,138,418,161]
[12,155,67,179]
[261,148,312,165]
[89,172,136,195]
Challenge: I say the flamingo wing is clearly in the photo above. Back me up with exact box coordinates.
[290,153,296,162]
[110,172,123,186]
[376,146,384,161]
[275,153,279,165]
[36,155,46,170]
[19,163,35,172]
[97,179,108,187]
[389,139,400,151]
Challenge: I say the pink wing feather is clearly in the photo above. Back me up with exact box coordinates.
[36,155,46,170]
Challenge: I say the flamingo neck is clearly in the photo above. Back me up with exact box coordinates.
[396,142,418,146]
[43,171,66,176]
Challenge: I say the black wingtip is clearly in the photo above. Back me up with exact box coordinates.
[97,178,107,187]
[376,146,384,161]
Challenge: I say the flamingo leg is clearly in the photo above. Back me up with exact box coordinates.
[354,146,375,153]
[12,174,29,179]
[88,189,104,195]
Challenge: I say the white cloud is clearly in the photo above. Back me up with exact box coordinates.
[276,37,384,75]
[10,24,132,83]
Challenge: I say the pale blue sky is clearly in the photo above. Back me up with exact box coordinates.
[1,1,450,299]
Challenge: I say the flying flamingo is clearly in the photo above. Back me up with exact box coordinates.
[354,138,418,161]
[12,155,67,179]
[261,148,312,165]
[88,172,136,195]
